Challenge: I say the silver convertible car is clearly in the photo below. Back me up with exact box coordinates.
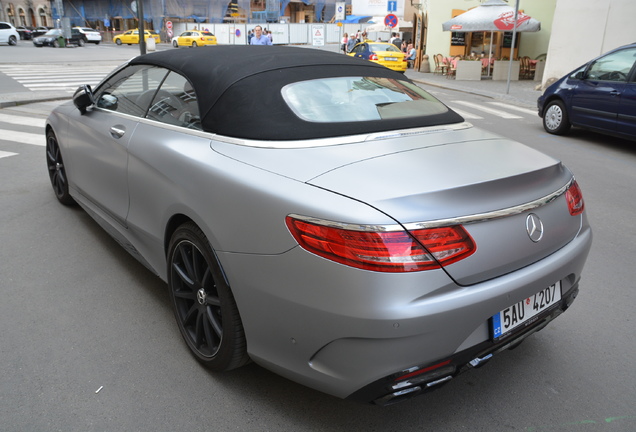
[46,46,592,405]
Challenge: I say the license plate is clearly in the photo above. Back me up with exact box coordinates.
[492,281,561,340]
[384,57,398,61]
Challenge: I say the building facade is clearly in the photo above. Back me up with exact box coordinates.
[1,0,51,27]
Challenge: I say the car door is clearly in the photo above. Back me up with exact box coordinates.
[181,31,192,45]
[569,47,636,134]
[616,53,636,138]
[350,43,368,59]
[0,22,12,43]
[64,65,169,226]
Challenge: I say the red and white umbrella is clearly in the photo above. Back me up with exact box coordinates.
[442,0,541,33]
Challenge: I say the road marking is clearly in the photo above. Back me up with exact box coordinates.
[488,102,538,116]
[447,105,484,120]
[0,129,45,146]
[0,113,46,128]
[452,100,523,119]
[0,150,18,159]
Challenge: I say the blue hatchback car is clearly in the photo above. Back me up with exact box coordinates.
[538,43,636,141]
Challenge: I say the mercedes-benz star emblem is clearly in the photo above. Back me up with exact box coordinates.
[526,213,544,242]
[197,288,207,305]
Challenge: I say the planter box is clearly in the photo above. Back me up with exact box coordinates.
[534,61,546,81]
[493,60,520,81]
[455,60,482,81]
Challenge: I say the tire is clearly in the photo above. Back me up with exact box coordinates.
[192,41,197,47]
[115,39,122,45]
[46,130,75,206]
[78,38,85,47]
[543,100,571,135]
[172,40,178,48]
[9,35,17,46]
[52,39,59,48]
[168,222,249,371]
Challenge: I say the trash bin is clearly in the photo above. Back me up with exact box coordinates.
[146,37,156,51]
[57,36,65,48]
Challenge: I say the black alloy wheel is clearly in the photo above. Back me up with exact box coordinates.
[45,130,75,205]
[168,222,249,371]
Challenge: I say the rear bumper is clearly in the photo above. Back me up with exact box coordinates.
[219,223,592,402]
[347,284,579,405]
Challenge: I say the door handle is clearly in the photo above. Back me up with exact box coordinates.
[109,126,126,139]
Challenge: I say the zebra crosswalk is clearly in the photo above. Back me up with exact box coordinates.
[0,103,59,158]
[0,64,118,93]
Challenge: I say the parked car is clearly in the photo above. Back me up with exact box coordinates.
[0,21,19,46]
[33,28,86,47]
[31,26,52,37]
[113,29,160,45]
[348,41,407,73]
[538,42,636,141]
[46,46,592,405]
[74,26,102,44]
[16,25,33,40]
[171,30,217,47]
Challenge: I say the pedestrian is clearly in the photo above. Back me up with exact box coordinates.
[250,25,272,45]
[267,30,273,43]
[341,32,348,54]
[391,33,402,49]
[247,29,254,45]
[347,33,358,52]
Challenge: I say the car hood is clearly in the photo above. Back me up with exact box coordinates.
[211,126,580,284]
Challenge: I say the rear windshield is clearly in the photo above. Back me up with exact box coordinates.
[369,43,401,53]
[282,76,449,123]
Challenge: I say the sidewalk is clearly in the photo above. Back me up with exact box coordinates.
[405,69,542,109]
[0,63,543,110]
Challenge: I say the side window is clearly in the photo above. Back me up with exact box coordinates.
[94,65,169,117]
[587,48,636,82]
[146,72,202,130]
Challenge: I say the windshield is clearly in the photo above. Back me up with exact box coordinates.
[44,29,61,36]
[282,77,449,123]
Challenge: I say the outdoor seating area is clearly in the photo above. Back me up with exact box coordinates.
[432,54,542,81]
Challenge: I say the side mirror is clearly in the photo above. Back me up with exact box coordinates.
[574,71,586,80]
[73,85,94,114]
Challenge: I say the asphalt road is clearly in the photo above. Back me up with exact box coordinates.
[0,44,635,432]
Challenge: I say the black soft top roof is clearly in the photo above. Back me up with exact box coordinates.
[130,46,462,140]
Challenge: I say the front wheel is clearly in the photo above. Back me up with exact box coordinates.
[115,39,122,45]
[78,38,85,47]
[8,35,17,45]
[168,222,249,371]
[192,41,198,47]
[543,100,571,135]
[172,40,179,48]
[46,130,75,206]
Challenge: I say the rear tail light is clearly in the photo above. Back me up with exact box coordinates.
[285,216,475,272]
[565,180,585,216]
[369,53,378,61]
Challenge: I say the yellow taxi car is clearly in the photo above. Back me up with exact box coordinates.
[347,41,407,73]
[113,29,160,45]
[171,30,217,48]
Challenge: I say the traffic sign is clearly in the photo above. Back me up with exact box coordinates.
[387,1,397,12]
[166,20,173,30]
[384,14,398,28]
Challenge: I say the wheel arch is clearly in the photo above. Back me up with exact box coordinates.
[539,94,566,118]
